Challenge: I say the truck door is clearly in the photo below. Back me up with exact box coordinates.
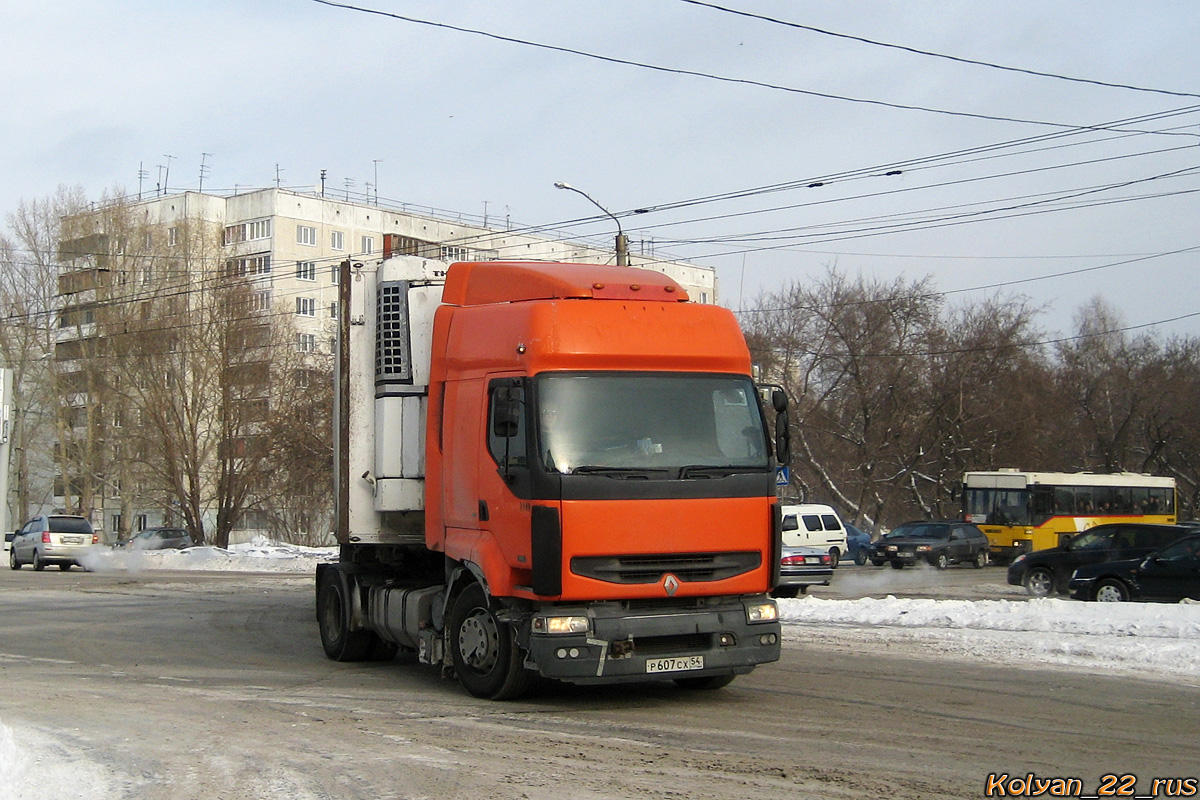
[480,377,543,591]
[441,378,484,530]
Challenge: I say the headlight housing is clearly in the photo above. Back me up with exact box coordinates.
[532,615,590,635]
[745,601,778,624]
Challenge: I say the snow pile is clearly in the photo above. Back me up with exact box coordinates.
[779,595,1200,682]
[76,539,337,574]
[0,716,120,800]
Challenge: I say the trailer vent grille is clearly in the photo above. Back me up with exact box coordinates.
[570,551,761,584]
[376,281,413,383]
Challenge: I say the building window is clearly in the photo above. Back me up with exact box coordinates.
[329,302,338,319]
[250,290,272,313]
[331,265,339,283]
[296,297,315,317]
[296,261,316,281]
[297,333,316,353]
[297,225,317,247]
[331,230,345,251]
[441,245,469,261]
[167,227,178,247]
[225,254,271,277]
[224,218,271,245]
[361,236,374,254]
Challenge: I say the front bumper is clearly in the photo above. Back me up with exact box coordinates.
[524,595,781,684]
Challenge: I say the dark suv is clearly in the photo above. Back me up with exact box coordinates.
[1007,522,1190,597]
[869,521,990,569]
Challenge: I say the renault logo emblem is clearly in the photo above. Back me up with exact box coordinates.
[662,574,680,596]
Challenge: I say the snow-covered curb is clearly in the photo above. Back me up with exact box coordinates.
[778,595,1200,683]
[76,540,338,574]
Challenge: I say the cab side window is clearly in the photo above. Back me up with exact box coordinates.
[486,380,527,469]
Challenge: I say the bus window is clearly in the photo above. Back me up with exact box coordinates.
[1149,487,1174,514]
[1074,488,1094,514]
[1053,487,1075,515]
[1030,486,1054,526]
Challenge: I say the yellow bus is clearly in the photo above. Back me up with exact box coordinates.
[962,470,1177,563]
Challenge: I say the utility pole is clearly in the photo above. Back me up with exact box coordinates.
[553,182,628,266]
[0,369,11,540]
[199,152,212,193]
[162,154,175,195]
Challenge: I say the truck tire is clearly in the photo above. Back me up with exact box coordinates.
[449,582,531,700]
[317,569,375,662]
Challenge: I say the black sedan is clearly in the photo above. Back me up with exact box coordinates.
[868,521,990,569]
[1068,533,1200,602]
[114,527,194,551]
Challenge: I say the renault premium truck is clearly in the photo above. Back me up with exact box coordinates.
[316,248,784,699]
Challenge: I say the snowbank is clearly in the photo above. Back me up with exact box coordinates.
[76,539,337,574]
[779,594,1200,683]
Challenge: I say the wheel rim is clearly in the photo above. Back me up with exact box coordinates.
[1096,583,1126,602]
[458,608,501,674]
[1026,570,1052,596]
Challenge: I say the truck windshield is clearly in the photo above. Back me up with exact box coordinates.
[535,373,769,476]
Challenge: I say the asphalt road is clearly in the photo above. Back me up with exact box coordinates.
[0,565,1196,800]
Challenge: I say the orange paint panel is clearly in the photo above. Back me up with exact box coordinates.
[556,497,774,600]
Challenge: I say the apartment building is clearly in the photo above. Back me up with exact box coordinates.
[55,188,719,541]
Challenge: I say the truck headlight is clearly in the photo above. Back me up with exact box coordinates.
[532,615,590,635]
[745,601,778,624]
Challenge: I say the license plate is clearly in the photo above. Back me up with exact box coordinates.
[62,536,85,545]
[645,656,704,674]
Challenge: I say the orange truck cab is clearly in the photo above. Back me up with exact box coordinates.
[318,256,783,699]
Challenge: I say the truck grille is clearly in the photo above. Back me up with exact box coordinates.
[631,633,711,655]
[571,551,760,584]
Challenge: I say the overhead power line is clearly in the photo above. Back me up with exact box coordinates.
[309,0,1190,135]
[677,0,1200,100]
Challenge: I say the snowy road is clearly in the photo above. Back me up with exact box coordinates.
[1,549,1198,799]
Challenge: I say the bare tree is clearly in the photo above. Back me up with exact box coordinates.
[1,188,88,525]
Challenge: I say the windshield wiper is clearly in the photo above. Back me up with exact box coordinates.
[678,465,760,479]
[569,466,672,479]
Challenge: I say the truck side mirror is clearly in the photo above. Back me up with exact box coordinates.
[775,412,791,464]
[492,387,521,438]
[771,389,788,414]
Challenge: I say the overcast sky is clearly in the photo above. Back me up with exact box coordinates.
[4,1,1199,337]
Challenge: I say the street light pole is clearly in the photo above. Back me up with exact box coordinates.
[554,182,628,266]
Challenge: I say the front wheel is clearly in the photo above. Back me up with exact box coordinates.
[9,548,19,570]
[1094,579,1131,602]
[449,582,530,700]
[854,548,869,566]
[1023,567,1054,598]
[934,553,949,570]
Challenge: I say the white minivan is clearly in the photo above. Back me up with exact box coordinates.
[780,503,849,566]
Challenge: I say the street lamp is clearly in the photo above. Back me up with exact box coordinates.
[554,181,629,266]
